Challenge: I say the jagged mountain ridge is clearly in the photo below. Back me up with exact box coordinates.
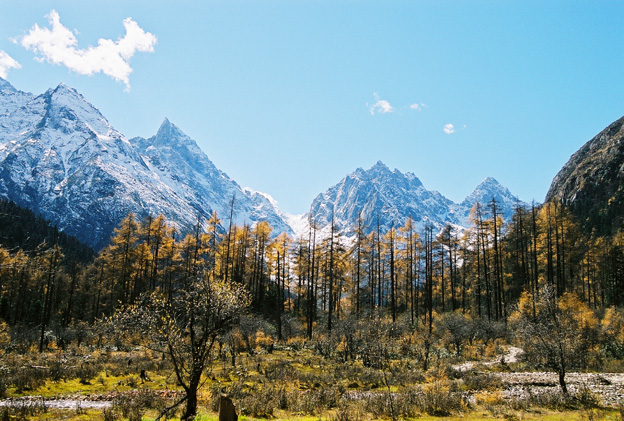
[457,176,521,224]
[546,115,624,235]
[305,161,524,237]
[0,77,523,248]
[132,119,293,235]
[0,78,291,249]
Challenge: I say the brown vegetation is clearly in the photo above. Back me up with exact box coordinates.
[2,199,624,418]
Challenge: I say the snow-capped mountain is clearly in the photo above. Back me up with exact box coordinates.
[303,162,524,238]
[0,78,291,249]
[0,79,45,158]
[307,161,454,235]
[455,176,524,226]
[133,119,293,236]
[0,77,523,249]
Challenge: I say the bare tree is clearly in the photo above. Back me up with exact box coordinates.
[110,277,249,420]
[510,286,598,394]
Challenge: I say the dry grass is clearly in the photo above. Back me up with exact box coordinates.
[0,338,620,421]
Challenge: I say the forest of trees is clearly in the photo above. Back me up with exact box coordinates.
[1,196,624,346]
[4,196,624,418]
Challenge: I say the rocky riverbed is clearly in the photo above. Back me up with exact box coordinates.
[0,389,183,410]
[493,371,624,406]
[454,347,624,407]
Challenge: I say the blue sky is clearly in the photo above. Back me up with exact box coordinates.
[1,1,623,215]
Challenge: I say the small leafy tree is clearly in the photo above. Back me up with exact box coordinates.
[0,320,10,353]
[110,277,250,420]
[435,311,473,356]
[600,306,624,360]
[510,286,598,394]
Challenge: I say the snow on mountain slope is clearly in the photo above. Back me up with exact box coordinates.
[0,78,293,249]
[0,77,523,249]
[133,119,293,236]
[305,162,524,239]
[453,176,525,226]
[0,80,43,160]
[0,80,202,249]
[307,161,455,236]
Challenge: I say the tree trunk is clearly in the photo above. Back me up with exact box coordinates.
[328,213,334,332]
[276,250,282,341]
[182,372,201,420]
[182,390,198,420]
[558,370,568,395]
[219,395,238,421]
[557,344,568,395]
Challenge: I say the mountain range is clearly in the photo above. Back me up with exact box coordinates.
[0,78,524,249]
[307,161,522,236]
[0,78,292,249]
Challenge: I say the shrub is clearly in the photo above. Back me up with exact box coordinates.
[284,385,345,415]
[112,389,163,421]
[417,380,465,416]
[525,389,574,410]
[575,384,601,408]
[102,407,118,421]
[12,366,47,393]
[436,312,474,356]
[392,388,422,418]
[76,362,98,385]
[332,403,363,421]
[363,391,395,418]
[475,390,505,414]
[462,371,503,391]
[0,320,10,353]
[263,360,294,380]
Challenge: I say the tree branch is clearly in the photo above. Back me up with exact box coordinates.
[154,394,188,421]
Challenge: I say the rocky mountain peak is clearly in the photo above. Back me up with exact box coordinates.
[153,118,195,149]
[457,176,522,222]
[133,119,294,238]
[46,82,90,107]
[155,117,174,138]
[0,80,39,147]
[546,114,624,235]
[480,176,501,187]
[37,82,112,137]
[53,82,73,93]
[304,161,524,239]
[0,77,17,94]
[371,160,388,171]
[463,177,512,203]
[353,161,424,189]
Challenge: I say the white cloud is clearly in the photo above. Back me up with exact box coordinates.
[0,51,21,79]
[20,10,157,90]
[443,123,455,134]
[369,92,394,115]
[409,103,426,111]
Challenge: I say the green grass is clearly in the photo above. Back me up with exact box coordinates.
[6,370,177,398]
